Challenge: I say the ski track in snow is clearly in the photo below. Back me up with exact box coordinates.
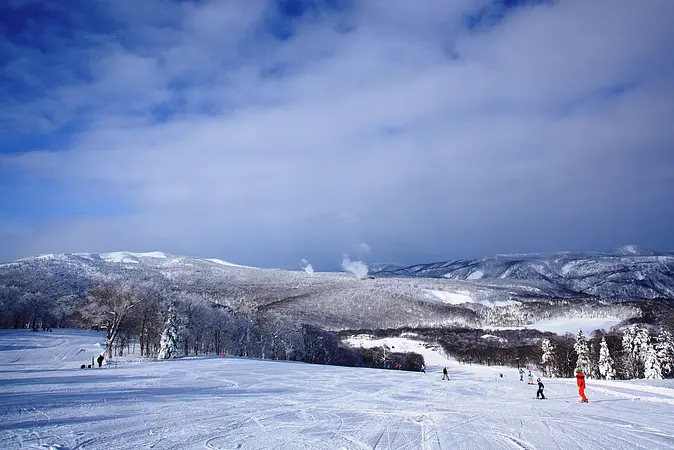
[1,330,674,449]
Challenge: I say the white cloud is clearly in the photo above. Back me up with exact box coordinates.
[1,0,674,265]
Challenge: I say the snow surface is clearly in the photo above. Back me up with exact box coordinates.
[425,289,519,307]
[526,317,623,335]
[425,289,473,305]
[487,317,623,336]
[2,330,674,449]
[205,258,251,268]
[466,270,484,280]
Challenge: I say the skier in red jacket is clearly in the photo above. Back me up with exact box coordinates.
[576,369,588,403]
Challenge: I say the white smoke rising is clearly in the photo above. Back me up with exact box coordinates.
[341,256,369,279]
[301,258,314,275]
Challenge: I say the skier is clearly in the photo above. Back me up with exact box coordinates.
[576,369,588,402]
[536,378,546,399]
[527,370,534,385]
[442,367,450,380]
[421,364,426,374]
[97,353,104,368]
[519,368,525,381]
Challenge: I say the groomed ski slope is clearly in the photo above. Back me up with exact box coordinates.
[1,330,674,449]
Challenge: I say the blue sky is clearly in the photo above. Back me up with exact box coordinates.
[1,0,674,269]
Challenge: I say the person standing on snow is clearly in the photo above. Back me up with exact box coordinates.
[442,367,450,380]
[519,368,525,381]
[536,378,546,399]
[527,370,534,385]
[576,369,588,403]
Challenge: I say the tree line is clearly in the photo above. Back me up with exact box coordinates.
[0,283,425,371]
[540,326,674,380]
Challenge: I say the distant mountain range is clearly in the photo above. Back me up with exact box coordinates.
[0,247,672,332]
[370,246,674,300]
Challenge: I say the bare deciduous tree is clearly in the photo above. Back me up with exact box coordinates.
[81,284,142,358]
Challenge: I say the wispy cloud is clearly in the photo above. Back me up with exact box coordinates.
[1,0,674,266]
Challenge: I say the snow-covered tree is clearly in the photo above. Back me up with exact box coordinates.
[588,342,600,379]
[574,329,591,375]
[656,330,674,378]
[644,342,663,380]
[541,338,558,377]
[622,325,648,379]
[598,337,616,380]
[158,305,179,360]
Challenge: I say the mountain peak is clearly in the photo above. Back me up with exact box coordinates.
[612,245,657,256]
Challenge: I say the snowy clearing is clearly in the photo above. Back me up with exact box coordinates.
[526,317,623,335]
[2,330,674,449]
[424,289,519,307]
[487,317,623,336]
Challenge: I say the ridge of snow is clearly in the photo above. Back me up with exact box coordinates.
[205,258,247,268]
[98,251,168,263]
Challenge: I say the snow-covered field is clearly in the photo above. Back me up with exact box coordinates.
[2,330,674,449]
[486,317,623,336]
[525,317,623,335]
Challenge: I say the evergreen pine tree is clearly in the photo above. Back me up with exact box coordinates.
[622,325,646,379]
[589,342,600,379]
[541,338,557,377]
[158,305,179,360]
[656,330,674,378]
[574,329,591,375]
[644,341,663,380]
[598,337,616,380]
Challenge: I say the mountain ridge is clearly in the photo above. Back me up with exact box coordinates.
[370,246,674,300]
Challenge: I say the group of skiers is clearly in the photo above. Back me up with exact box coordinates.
[516,367,589,402]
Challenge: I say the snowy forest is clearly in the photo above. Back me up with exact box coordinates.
[0,282,425,371]
[1,251,674,379]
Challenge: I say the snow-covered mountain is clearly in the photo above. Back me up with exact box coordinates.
[0,251,508,330]
[371,246,674,300]
[0,249,664,332]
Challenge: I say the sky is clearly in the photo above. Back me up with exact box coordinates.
[1,0,673,270]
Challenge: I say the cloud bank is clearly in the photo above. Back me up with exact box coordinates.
[1,0,674,268]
